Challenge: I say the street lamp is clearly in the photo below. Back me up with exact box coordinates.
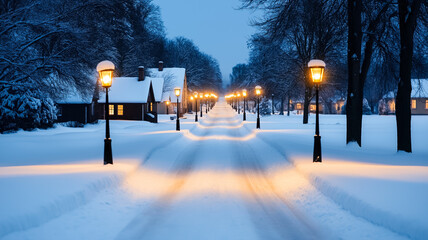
[174,87,181,131]
[237,93,241,114]
[199,93,204,117]
[255,85,262,129]
[308,59,325,163]
[205,93,209,113]
[166,100,170,115]
[242,89,247,121]
[194,92,198,122]
[97,60,115,165]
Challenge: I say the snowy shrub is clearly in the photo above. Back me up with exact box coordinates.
[0,86,57,132]
[341,99,372,115]
[259,98,272,116]
[59,121,85,128]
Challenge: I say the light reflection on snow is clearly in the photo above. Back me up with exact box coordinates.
[122,165,307,200]
[0,161,137,177]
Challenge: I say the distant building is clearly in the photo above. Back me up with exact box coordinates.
[147,61,188,116]
[379,79,428,115]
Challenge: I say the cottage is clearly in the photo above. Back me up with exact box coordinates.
[56,87,97,124]
[292,100,325,114]
[147,61,188,116]
[379,79,428,115]
[97,67,164,123]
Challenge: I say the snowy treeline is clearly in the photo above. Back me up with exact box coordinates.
[233,0,427,117]
[235,0,427,151]
[0,0,222,132]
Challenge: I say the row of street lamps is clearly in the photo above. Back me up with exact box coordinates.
[189,92,218,122]
[225,85,262,129]
[225,59,325,163]
[97,59,325,165]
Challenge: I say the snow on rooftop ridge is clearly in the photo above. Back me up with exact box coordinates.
[308,59,326,68]
[96,60,115,72]
[98,77,150,103]
[150,78,164,102]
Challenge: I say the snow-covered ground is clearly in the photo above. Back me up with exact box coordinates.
[0,100,427,240]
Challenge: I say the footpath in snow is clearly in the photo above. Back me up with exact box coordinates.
[0,99,426,240]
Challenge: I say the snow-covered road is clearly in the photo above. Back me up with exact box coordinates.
[117,103,328,240]
[2,100,416,240]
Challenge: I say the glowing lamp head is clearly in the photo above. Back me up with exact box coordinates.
[96,60,115,88]
[199,93,204,99]
[308,59,326,84]
[166,100,170,105]
[190,96,194,101]
[174,87,181,97]
[237,93,241,97]
[205,93,209,98]
[194,92,198,98]
[242,89,247,97]
[255,85,262,96]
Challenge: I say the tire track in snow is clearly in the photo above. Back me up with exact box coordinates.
[115,115,220,239]
[227,123,328,240]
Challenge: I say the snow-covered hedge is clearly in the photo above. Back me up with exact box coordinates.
[0,86,57,133]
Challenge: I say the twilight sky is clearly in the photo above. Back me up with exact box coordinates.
[152,0,258,86]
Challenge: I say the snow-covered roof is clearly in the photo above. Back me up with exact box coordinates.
[411,79,428,98]
[151,78,164,102]
[147,68,186,102]
[382,79,428,99]
[56,87,93,104]
[98,77,159,103]
[308,59,326,68]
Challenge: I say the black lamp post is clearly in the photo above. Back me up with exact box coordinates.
[199,93,203,117]
[97,60,115,165]
[205,93,209,113]
[308,59,325,163]
[174,87,181,131]
[166,100,170,115]
[255,85,261,129]
[237,93,241,114]
[243,89,247,121]
[194,92,198,122]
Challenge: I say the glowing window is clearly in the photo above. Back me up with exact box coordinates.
[310,104,315,111]
[109,105,114,115]
[411,100,416,109]
[296,103,301,109]
[389,100,395,112]
[150,102,153,112]
[118,105,123,115]
[425,100,428,109]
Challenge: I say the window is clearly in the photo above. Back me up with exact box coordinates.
[296,103,301,109]
[109,105,114,115]
[150,102,153,112]
[389,100,395,112]
[310,104,315,111]
[118,105,123,116]
[425,100,428,109]
[411,100,416,109]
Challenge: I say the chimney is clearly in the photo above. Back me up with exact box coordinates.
[158,61,164,71]
[138,66,145,81]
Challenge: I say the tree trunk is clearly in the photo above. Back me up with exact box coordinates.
[280,96,284,115]
[346,0,363,146]
[396,0,422,152]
